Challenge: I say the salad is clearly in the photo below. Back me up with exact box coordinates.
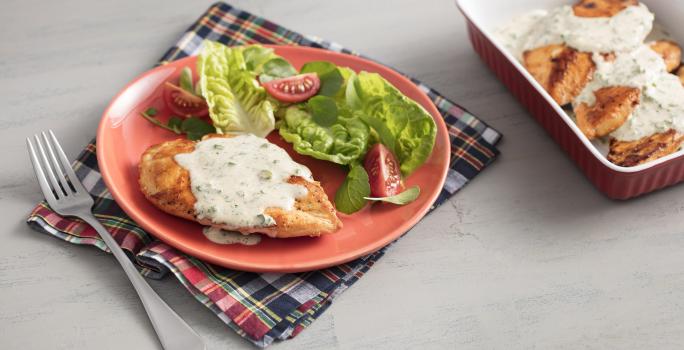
[141,41,437,214]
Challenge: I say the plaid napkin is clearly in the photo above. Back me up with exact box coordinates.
[26,2,501,347]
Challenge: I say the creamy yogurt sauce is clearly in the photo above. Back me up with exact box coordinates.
[496,3,684,142]
[576,46,684,141]
[202,226,261,245]
[495,4,653,59]
[174,134,312,231]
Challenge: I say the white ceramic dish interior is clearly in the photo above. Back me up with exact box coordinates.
[457,0,684,173]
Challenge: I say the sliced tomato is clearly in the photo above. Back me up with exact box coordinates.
[262,73,320,103]
[364,143,403,198]
[163,82,208,117]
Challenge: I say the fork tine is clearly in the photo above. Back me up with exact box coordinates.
[34,134,65,198]
[48,130,87,194]
[41,131,73,196]
[26,137,58,205]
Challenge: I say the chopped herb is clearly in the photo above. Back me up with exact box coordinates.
[260,143,269,149]
[213,144,224,150]
[258,170,273,180]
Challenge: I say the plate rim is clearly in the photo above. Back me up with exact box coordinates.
[96,44,451,272]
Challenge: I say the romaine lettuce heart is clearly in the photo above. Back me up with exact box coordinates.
[346,72,437,176]
[279,107,370,165]
[197,41,276,137]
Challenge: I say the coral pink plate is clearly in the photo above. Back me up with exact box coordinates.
[97,45,450,272]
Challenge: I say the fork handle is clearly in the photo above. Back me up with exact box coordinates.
[80,214,205,350]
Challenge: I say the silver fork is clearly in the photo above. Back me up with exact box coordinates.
[27,130,205,350]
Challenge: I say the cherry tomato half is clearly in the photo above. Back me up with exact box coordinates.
[364,143,403,198]
[162,82,208,118]
[262,73,320,103]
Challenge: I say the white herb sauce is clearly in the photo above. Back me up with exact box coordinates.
[495,3,684,142]
[578,46,684,141]
[202,226,261,245]
[174,134,312,230]
[495,4,653,59]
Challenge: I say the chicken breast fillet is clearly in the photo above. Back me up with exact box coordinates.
[523,44,595,106]
[608,129,684,167]
[676,66,684,86]
[575,86,641,139]
[572,0,638,18]
[139,135,342,238]
[650,40,682,73]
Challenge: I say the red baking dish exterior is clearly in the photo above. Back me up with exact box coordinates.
[456,1,684,199]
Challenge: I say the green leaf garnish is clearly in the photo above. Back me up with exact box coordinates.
[365,186,420,205]
[308,96,337,127]
[168,116,183,133]
[144,107,158,116]
[141,110,180,134]
[179,67,194,94]
[334,165,370,214]
[259,57,297,83]
[300,61,343,96]
[181,117,215,140]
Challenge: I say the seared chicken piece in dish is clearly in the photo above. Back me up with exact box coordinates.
[676,66,684,86]
[523,44,595,106]
[608,129,684,166]
[572,0,638,18]
[575,86,641,139]
[139,134,342,238]
[649,40,682,73]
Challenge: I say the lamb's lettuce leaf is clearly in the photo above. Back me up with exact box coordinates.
[279,106,369,165]
[197,41,276,137]
[335,165,370,214]
[301,61,344,97]
[365,186,420,205]
[346,71,436,176]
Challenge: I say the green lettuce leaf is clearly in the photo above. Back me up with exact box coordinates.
[242,45,278,73]
[335,165,370,214]
[347,72,436,176]
[279,106,370,165]
[197,41,276,137]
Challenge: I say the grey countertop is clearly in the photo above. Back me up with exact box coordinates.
[3,0,684,349]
